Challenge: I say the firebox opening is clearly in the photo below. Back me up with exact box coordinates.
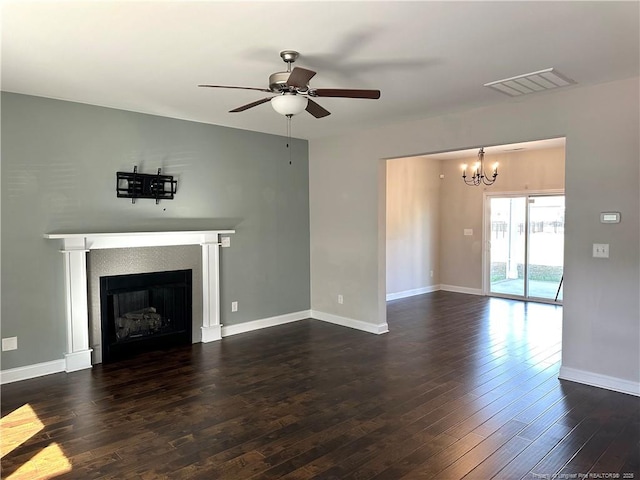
[100,269,192,363]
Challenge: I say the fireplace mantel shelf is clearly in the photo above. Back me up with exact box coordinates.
[45,229,234,373]
[45,230,235,251]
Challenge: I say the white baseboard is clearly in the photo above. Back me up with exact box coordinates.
[221,310,311,337]
[386,285,440,301]
[311,310,389,335]
[1,359,66,385]
[440,284,483,296]
[559,366,640,397]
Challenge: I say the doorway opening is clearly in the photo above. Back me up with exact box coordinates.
[385,137,565,304]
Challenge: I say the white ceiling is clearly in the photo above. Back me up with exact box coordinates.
[2,1,638,140]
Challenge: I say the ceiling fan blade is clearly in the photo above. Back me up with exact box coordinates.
[198,84,272,93]
[229,97,273,113]
[312,88,381,99]
[286,67,317,88]
[306,99,331,118]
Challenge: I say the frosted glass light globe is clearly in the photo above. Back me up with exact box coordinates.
[271,94,308,116]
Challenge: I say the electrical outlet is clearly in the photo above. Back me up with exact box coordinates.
[430,270,434,278]
[231,301,238,312]
[2,337,18,351]
[593,243,609,258]
[338,294,344,304]
[221,237,231,248]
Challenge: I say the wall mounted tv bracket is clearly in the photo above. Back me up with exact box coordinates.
[116,166,177,204]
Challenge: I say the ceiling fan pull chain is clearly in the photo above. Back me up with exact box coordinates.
[286,114,292,165]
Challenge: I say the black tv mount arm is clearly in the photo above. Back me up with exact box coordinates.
[116,166,177,204]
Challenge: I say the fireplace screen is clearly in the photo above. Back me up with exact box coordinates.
[100,269,192,363]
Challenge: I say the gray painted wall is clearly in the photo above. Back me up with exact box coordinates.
[386,156,441,295]
[309,77,639,386]
[1,92,310,370]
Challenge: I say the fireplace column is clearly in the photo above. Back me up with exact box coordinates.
[61,238,93,372]
[201,234,222,342]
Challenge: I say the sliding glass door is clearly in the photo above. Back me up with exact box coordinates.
[486,193,564,303]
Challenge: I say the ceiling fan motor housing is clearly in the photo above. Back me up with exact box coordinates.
[269,72,292,92]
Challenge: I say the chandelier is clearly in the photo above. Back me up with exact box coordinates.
[462,148,498,186]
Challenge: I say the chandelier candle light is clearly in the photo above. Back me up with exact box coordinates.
[462,148,498,186]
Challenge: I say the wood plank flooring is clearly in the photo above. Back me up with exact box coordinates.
[2,291,639,479]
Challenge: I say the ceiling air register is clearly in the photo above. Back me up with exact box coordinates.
[484,68,576,97]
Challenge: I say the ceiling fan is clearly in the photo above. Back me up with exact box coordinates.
[198,50,381,118]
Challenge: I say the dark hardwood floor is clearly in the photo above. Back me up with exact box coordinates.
[2,291,639,479]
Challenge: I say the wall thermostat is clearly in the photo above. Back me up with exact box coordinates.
[600,212,621,223]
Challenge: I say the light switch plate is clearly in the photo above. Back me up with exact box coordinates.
[221,237,231,248]
[2,337,17,351]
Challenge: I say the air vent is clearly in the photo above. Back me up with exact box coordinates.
[485,68,576,97]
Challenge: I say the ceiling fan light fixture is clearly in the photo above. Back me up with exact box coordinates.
[271,94,308,116]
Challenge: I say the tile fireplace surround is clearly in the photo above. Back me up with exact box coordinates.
[44,229,234,373]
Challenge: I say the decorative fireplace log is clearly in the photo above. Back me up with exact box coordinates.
[115,307,164,341]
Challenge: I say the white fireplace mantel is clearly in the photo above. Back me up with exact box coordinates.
[45,229,235,373]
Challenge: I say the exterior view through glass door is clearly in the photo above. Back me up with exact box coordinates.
[487,194,564,302]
